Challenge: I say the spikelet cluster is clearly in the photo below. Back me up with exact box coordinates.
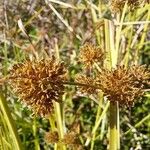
[45,131,59,143]
[61,131,79,145]
[45,131,82,150]
[130,65,150,86]
[111,0,140,12]
[9,57,67,116]
[75,74,97,94]
[96,65,150,106]
[79,43,104,68]
[76,43,150,106]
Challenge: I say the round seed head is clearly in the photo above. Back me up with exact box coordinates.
[111,0,140,12]
[45,131,59,144]
[79,43,104,68]
[9,57,67,116]
[75,74,97,94]
[97,65,150,106]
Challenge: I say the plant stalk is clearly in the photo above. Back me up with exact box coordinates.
[54,102,66,150]
[0,92,22,150]
[109,102,118,150]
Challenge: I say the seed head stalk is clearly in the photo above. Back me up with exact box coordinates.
[106,6,124,148]
[53,43,66,150]
[111,3,128,149]
[54,102,66,150]
[109,102,118,150]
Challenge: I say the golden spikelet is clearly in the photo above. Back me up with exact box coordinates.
[9,57,67,116]
[45,130,83,149]
[75,74,97,94]
[44,131,59,144]
[111,0,140,12]
[129,65,150,86]
[61,131,78,145]
[96,65,150,106]
[61,131,83,150]
[79,43,104,68]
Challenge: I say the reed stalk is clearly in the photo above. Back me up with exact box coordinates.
[0,92,22,150]
[109,102,118,150]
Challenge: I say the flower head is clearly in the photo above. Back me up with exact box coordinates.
[61,131,82,150]
[75,74,97,94]
[129,65,150,86]
[45,131,59,144]
[9,57,67,116]
[96,65,150,106]
[45,130,82,149]
[79,43,104,68]
[61,131,79,145]
[111,0,140,12]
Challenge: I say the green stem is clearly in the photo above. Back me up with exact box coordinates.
[85,102,110,146]
[61,81,99,89]
[49,116,58,150]
[0,92,23,150]
[54,102,66,150]
[109,102,118,150]
[33,117,40,150]
[90,92,103,150]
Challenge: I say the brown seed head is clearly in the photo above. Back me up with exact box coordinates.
[96,65,150,106]
[111,0,125,12]
[9,57,67,116]
[111,0,140,12]
[127,0,140,9]
[45,131,59,144]
[61,131,81,149]
[75,74,97,94]
[79,43,104,68]
[129,65,150,87]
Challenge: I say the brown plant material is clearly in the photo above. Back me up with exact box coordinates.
[96,65,150,106]
[75,74,97,94]
[61,131,82,150]
[9,57,67,116]
[45,130,83,149]
[79,43,104,68]
[111,0,140,12]
[45,131,59,144]
[129,65,150,86]
[61,131,78,145]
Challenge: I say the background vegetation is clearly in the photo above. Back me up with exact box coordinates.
[0,0,150,150]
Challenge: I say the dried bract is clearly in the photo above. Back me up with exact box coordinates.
[45,131,59,144]
[9,57,67,116]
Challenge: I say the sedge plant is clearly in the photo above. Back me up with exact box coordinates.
[0,0,150,150]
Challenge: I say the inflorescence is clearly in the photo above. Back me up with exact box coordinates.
[96,65,150,106]
[111,0,140,12]
[44,131,82,150]
[9,57,67,116]
[76,43,150,107]
[8,43,150,116]
[79,43,104,68]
